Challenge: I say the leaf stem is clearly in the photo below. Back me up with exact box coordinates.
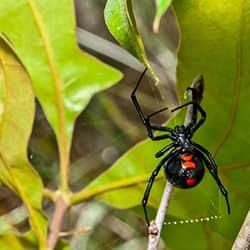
[27,0,69,193]
[60,148,70,193]
[47,198,68,250]
[70,174,163,205]
[43,188,57,202]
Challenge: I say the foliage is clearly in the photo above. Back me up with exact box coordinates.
[104,0,159,83]
[0,37,47,249]
[0,0,122,194]
[0,0,249,249]
[80,0,249,249]
[0,0,121,249]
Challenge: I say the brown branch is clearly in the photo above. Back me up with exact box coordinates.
[147,75,204,250]
[232,209,250,249]
[147,182,173,250]
[58,226,90,237]
[47,198,68,249]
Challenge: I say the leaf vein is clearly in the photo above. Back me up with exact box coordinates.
[26,0,69,191]
[212,0,245,156]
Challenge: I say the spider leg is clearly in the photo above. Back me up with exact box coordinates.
[192,145,230,214]
[130,68,148,124]
[184,75,204,127]
[150,133,175,141]
[186,75,204,104]
[171,101,206,134]
[147,107,169,119]
[155,143,176,158]
[146,110,176,141]
[185,87,199,126]
[192,142,217,174]
[142,149,178,226]
[131,69,174,140]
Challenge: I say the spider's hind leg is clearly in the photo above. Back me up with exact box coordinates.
[142,149,177,226]
[193,145,230,214]
[193,142,218,174]
[206,162,230,214]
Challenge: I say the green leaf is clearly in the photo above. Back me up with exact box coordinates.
[0,0,122,192]
[153,0,172,33]
[0,232,37,250]
[104,0,159,83]
[171,0,250,247]
[55,241,71,250]
[0,38,47,248]
[72,0,250,248]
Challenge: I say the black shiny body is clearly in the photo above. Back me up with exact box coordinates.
[164,151,205,188]
[131,69,230,226]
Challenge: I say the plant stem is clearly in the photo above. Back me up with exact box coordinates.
[43,188,57,202]
[147,182,173,250]
[47,198,68,249]
[60,147,70,193]
[232,209,250,249]
[147,75,204,250]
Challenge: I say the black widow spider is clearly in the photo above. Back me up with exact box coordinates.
[130,69,230,226]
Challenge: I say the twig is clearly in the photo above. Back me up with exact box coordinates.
[58,226,90,237]
[147,182,173,250]
[147,75,204,250]
[47,198,68,249]
[232,209,250,249]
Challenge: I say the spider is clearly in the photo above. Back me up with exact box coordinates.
[130,69,230,226]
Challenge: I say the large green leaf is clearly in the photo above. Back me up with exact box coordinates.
[0,38,47,249]
[0,0,122,191]
[71,0,250,249]
[171,0,250,248]
[104,0,159,83]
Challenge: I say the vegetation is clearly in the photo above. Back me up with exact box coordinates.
[0,0,249,249]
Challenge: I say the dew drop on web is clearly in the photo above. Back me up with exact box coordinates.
[163,215,222,226]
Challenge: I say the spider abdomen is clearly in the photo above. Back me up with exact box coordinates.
[164,152,205,188]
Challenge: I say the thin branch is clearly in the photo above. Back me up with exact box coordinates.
[47,198,68,249]
[43,188,57,202]
[58,226,90,237]
[147,182,173,250]
[232,209,250,249]
[147,75,204,250]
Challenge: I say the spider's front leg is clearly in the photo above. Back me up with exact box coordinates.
[171,101,206,135]
[193,145,230,214]
[155,143,175,158]
[130,69,174,141]
[142,149,178,226]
